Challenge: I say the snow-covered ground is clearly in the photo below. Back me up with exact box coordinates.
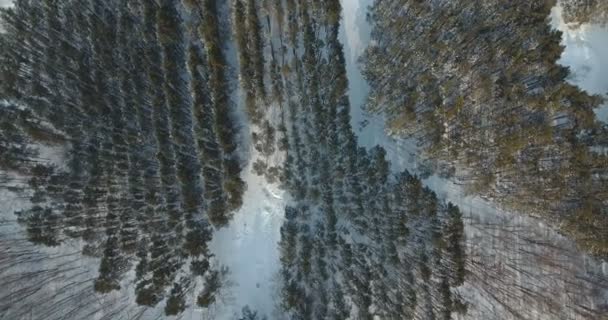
[551,4,608,123]
[208,163,286,319]
[339,0,608,318]
[207,2,287,317]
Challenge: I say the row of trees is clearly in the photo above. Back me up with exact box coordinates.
[0,0,245,316]
[233,0,266,124]
[0,103,63,173]
[232,0,288,188]
[361,0,608,258]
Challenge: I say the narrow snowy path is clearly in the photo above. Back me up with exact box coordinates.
[208,164,285,319]
[203,1,288,317]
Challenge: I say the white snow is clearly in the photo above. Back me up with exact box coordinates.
[341,0,367,63]
[209,163,286,320]
[551,4,608,123]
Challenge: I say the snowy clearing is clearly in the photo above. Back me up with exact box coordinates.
[209,161,286,319]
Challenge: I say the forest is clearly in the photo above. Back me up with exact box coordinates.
[0,0,606,319]
[361,0,608,258]
[0,0,244,316]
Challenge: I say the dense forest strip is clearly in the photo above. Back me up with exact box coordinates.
[199,0,246,217]
[188,27,229,232]
[271,1,468,319]
[0,0,247,317]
